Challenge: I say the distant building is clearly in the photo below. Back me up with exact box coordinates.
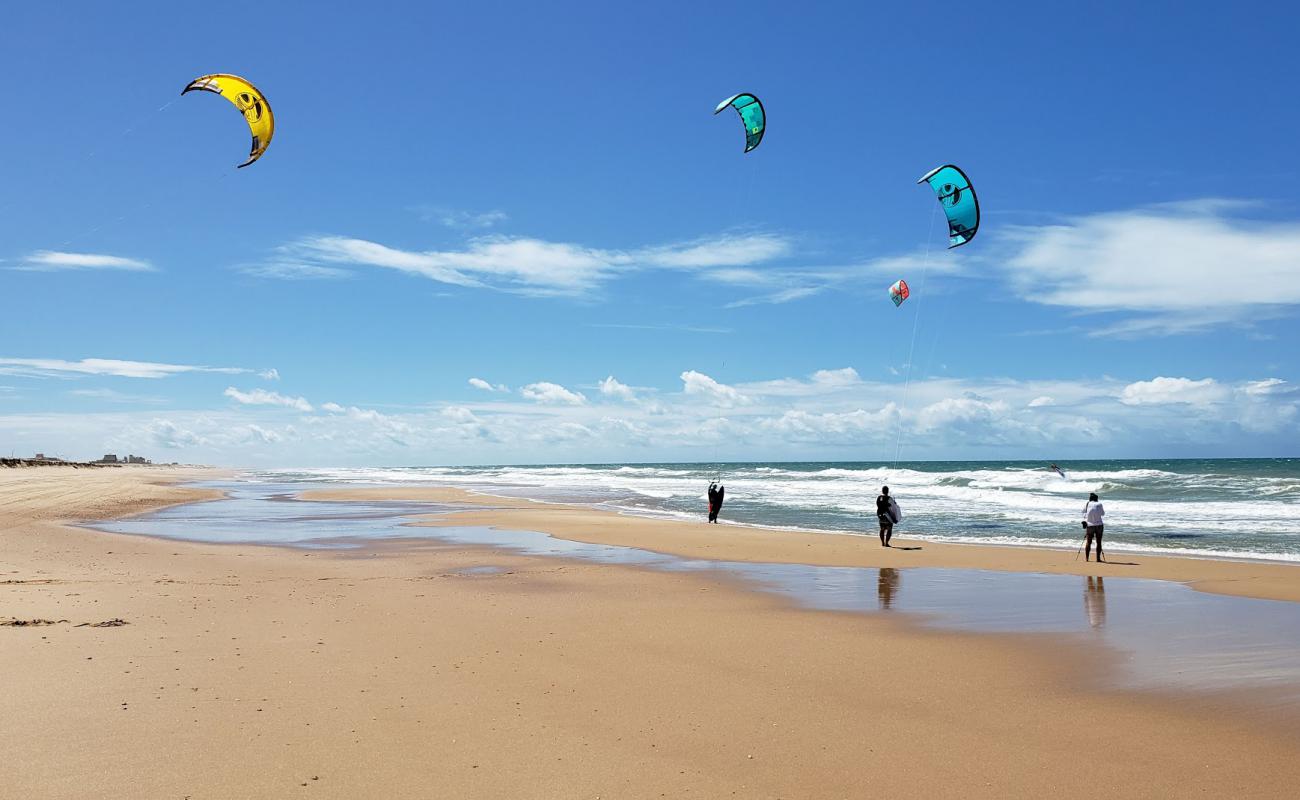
[98,454,119,464]
[126,455,148,464]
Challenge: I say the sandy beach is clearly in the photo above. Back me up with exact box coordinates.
[3,467,1299,799]
[305,485,1300,604]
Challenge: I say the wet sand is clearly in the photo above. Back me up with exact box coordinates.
[304,485,1300,603]
[3,468,1299,798]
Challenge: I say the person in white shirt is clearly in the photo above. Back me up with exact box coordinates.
[1082,492,1105,562]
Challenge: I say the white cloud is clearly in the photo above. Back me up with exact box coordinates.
[680,370,747,406]
[240,260,352,280]
[442,406,479,424]
[1242,378,1290,397]
[469,377,509,393]
[1119,377,1227,406]
[520,382,587,405]
[915,395,1011,433]
[244,424,282,444]
[259,368,281,381]
[68,388,166,405]
[637,233,791,268]
[598,375,636,401]
[586,323,733,334]
[725,286,822,309]
[0,357,252,379]
[1028,396,1056,408]
[1,370,1295,464]
[148,419,203,449]
[759,406,896,442]
[810,368,861,388]
[14,251,155,272]
[257,232,793,296]
[416,206,510,230]
[223,387,313,412]
[999,200,1300,334]
[863,249,965,277]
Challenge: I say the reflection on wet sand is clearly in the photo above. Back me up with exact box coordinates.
[1085,576,1107,629]
[93,482,1300,700]
[878,568,900,610]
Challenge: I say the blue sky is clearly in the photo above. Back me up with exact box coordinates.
[2,0,1298,465]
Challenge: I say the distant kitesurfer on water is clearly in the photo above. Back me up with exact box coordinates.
[1051,463,1067,479]
[1082,492,1105,562]
[876,486,902,547]
[707,482,726,523]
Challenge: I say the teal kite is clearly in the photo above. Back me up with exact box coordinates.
[918,165,979,248]
[714,93,765,153]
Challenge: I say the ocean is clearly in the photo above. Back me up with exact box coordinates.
[246,459,1300,562]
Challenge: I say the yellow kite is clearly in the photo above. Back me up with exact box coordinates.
[182,73,274,168]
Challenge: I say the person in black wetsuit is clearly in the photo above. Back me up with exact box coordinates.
[876,486,900,547]
[707,482,725,523]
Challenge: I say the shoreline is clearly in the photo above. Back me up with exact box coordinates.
[515,495,1300,566]
[5,467,1299,798]
[300,485,1300,604]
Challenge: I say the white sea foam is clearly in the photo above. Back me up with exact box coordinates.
[250,461,1300,562]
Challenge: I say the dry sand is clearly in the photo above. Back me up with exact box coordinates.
[3,468,1298,799]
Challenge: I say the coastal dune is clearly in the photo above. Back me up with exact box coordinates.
[3,468,1298,798]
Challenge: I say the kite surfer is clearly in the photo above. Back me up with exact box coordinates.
[707,482,725,523]
[1082,492,1105,562]
[876,486,901,547]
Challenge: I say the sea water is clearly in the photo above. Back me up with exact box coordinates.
[246,459,1300,562]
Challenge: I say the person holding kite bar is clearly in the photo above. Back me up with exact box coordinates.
[1082,493,1106,562]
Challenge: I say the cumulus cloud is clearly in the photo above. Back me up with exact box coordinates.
[0,357,253,380]
[810,368,861,388]
[1028,396,1056,408]
[759,406,896,442]
[1119,377,1227,406]
[148,419,203,449]
[598,375,636,401]
[469,377,509,393]
[244,424,282,444]
[13,251,155,272]
[223,387,313,412]
[915,395,1011,434]
[259,368,281,381]
[520,382,587,405]
[2,369,1295,464]
[999,200,1300,334]
[680,370,747,406]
